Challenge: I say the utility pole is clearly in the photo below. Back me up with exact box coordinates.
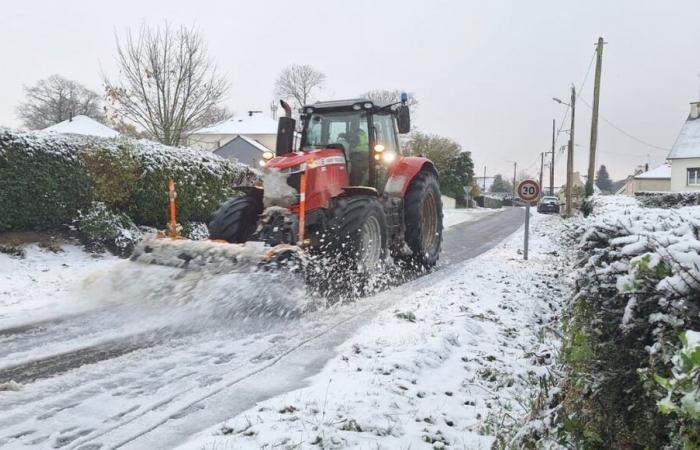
[483,165,487,191]
[566,85,576,217]
[539,152,544,196]
[586,37,605,196]
[512,161,517,203]
[551,119,555,195]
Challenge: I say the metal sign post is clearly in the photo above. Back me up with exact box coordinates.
[516,179,540,261]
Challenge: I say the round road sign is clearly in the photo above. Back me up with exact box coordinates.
[517,179,540,202]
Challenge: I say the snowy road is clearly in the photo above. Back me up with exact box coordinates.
[0,208,523,450]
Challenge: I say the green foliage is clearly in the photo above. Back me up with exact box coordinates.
[595,164,613,193]
[654,331,700,448]
[490,174,513,194]
[0,129,254,236]
[441,152,474,203]
[405,131,460,177]
[75,202,141,256]
[0,132,93,231]
[81,144,141,212]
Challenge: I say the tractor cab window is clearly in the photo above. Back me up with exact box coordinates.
[372,113,399,155]
[303,111,370,185]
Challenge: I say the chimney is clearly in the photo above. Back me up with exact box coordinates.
[690,102,700,120]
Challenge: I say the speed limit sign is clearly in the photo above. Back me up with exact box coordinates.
[516,179,540,261]
[517,179,540,202]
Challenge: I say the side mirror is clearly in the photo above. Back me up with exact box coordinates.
[397,105,410,134]
[276,116,296,155]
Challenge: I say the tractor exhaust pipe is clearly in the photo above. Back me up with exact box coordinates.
[276,100,296,156]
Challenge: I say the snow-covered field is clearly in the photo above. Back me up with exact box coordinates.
[177,212,569,449]
[442,207,501,228]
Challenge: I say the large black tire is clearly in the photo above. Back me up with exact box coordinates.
[208,195,263,243]
[310,195,388,300]
[404,170,443,269]
[326,195,388,272]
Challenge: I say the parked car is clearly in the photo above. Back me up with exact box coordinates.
[537,196,561,214]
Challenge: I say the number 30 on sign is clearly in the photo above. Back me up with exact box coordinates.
[517,179,540,202]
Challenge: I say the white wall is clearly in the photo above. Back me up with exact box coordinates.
[625,178,671,194]
[670,158,700,192]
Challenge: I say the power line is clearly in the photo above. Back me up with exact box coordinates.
[578,96,670,152]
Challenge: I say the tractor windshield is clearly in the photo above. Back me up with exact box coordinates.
[303,111,369,155]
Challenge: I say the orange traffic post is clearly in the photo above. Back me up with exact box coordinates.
[298,159,313,245]
[168,179,178,238]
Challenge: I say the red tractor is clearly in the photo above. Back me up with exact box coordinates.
[206,95,443,277]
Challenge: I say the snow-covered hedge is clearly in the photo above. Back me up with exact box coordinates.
[636,191,700,208]
[557,196,700,448]
[0,128,255,233]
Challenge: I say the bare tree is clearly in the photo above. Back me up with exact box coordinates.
[191,105,233,129]
[362,89,419,108]
[16,75,104,129]
[104,24,229,146]
[274,64,326,109]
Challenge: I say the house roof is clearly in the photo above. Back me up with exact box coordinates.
[192,114,278,136]
[42,115,119,138]
[668,116,700,159]
[634,163,671,179]
[236,135,271,152]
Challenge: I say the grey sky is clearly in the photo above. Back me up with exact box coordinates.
[1,0,699,182]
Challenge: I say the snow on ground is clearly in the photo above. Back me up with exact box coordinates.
[0,244,120,328]
[442,207,501,228]
[178,212,569,449]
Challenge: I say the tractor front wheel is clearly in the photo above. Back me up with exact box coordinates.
[404,170,443,269]
[208,194,263,243]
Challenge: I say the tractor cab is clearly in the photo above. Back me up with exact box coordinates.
[274,97,411,191]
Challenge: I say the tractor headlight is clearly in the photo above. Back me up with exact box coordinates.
[374,144,385,153]
[382,152,397,163]
[258,159,267,167]
[262,151,274,161]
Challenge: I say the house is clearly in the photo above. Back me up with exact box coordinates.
[213,135,271,168]
[667,101,700,192]
[42,115,119,138]
[622,163,671,195]
[186,112,279,156]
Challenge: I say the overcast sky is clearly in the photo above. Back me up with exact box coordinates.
[2,0,699,182]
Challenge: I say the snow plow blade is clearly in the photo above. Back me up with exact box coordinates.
[130,237,304,273]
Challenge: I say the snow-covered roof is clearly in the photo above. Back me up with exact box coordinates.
[668,116,700,159]
[634,163,671,179]
[42,115,119,138]
[191,114,278,136]
[238,135,272,152]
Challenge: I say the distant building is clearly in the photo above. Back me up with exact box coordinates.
[622,163,671,195]
[213,135,271,168]
[186,112,279,160]
[42,115,119,138]
[667,101,700,192]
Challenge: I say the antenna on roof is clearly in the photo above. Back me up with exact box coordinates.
[270,101,278,120]
[248,110,263,117]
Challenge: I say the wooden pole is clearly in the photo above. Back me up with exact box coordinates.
[566,85,576,217]
[587,37,605,196]
[539,152,544,199]
[512,162,517,203]
[551,119,556,195]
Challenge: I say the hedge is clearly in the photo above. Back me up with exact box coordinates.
[0,128,255,232]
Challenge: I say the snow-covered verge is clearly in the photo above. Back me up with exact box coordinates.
[177,213,571,449]
[442,207,501,228]
[0,243,120,329]
[518,196,700,449]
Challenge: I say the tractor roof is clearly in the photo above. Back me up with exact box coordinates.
[304,98,390,112]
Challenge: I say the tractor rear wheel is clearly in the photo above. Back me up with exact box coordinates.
[208,194,263,243]
[403,170,443,269]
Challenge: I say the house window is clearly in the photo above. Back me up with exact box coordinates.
[688,168,700,186]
